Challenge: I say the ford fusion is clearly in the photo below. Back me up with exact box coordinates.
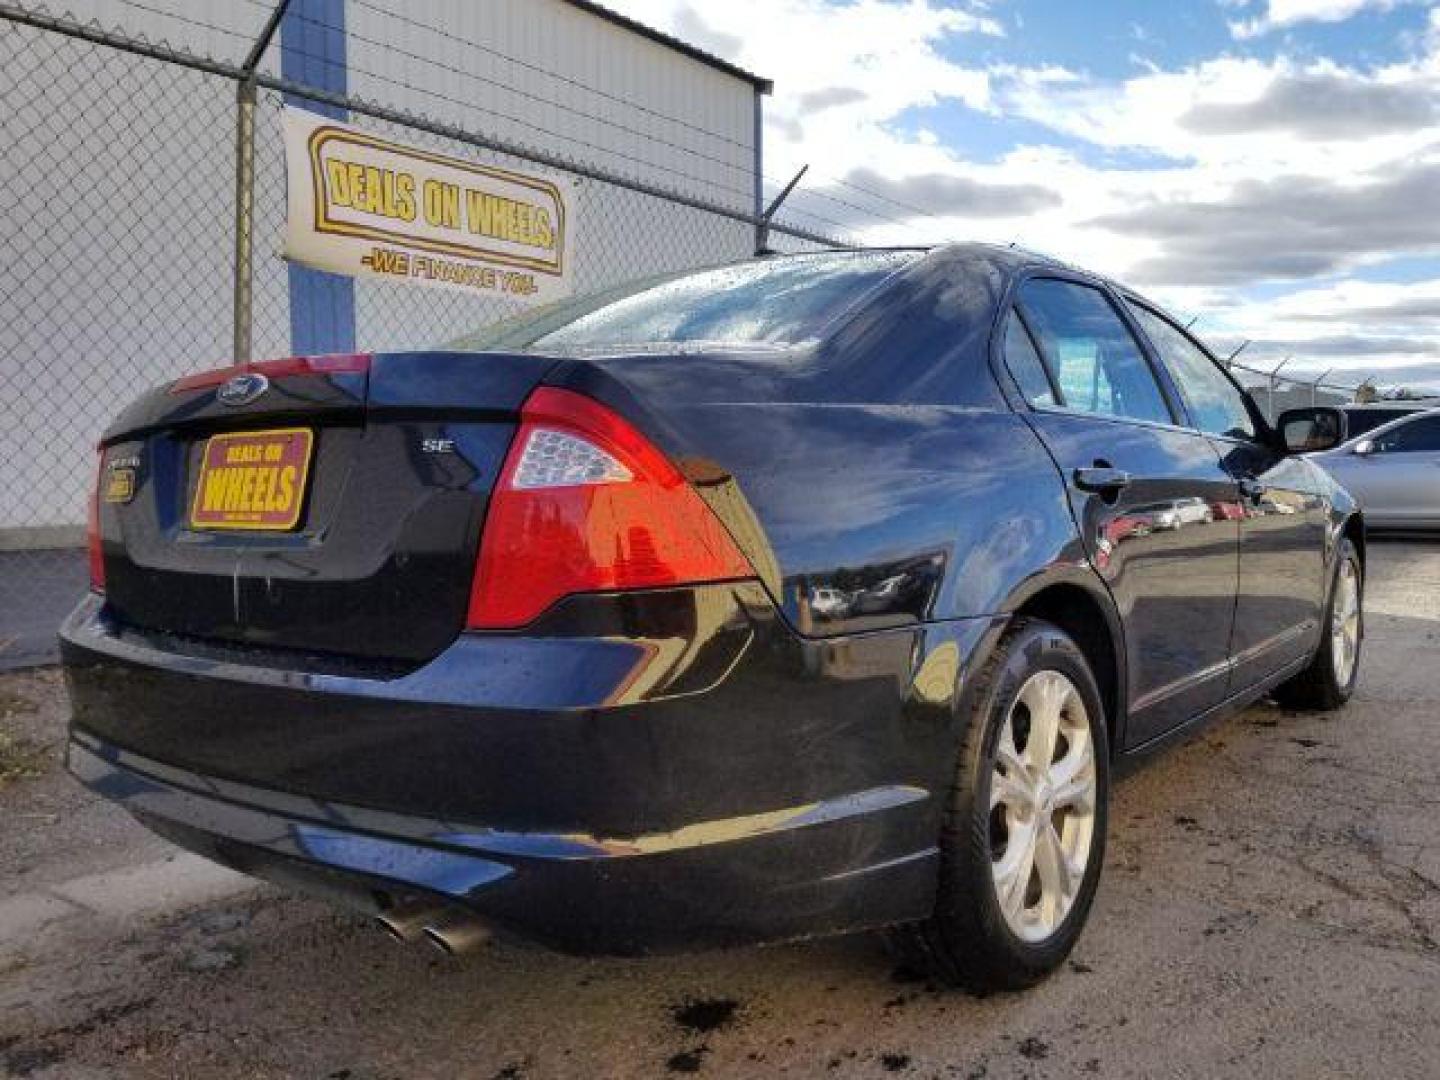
[64,246,1365,991]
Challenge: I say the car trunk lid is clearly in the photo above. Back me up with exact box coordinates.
[96,351,557,667]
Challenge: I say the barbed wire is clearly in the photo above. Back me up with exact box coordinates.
[336,0,755,153]
[266,1,944,240]
[117,0,260,47]
[104,0,953,242]
[257,4,763,194]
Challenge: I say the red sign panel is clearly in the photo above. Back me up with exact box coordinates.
[190,428,313,531]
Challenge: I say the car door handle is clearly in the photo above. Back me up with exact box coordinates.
[1073,466,1132,494]
[1239,477,1266,502]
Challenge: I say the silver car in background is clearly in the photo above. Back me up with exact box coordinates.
[1312,408,1440,530]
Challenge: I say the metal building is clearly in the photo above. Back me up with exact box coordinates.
[2,0,769,536]
[0,0,774,666]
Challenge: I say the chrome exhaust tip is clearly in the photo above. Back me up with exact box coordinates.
[420,911,492,956]
[373,902,445,944]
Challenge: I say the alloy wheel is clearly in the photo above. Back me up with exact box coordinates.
[1331,557,1361,687]
[989,670,1097,943]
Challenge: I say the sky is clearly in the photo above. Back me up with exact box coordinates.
[612,0,1440,391]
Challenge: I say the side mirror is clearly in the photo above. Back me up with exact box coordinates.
[1353,439,1375,456]
[1276,406,1346,454]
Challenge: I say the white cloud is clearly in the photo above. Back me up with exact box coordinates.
[609,0,1440,380]
[1182,277,1440,388]
[1227,0,1415,39]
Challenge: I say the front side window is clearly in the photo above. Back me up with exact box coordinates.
[1126,302,1257,441]
[1372,415,1440,453]
[1015,279,1173,425]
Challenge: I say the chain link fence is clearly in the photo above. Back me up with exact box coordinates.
[12,2,1399,671]
[0,2,841,668]
[1230,362,1354,421]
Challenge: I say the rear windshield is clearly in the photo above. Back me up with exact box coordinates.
[451,250,920,352]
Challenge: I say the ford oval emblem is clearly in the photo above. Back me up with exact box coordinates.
[217,373,269,407]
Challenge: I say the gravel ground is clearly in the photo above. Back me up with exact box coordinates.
[2,539,1439,1079]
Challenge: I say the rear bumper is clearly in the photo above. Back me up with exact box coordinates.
[68,731,934,953]
[61,589,999,953]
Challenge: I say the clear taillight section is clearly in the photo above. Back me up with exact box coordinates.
[466,387,755,630]
[511,428,632,489]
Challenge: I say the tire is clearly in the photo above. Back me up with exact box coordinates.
[888,617,1109,992]
[1273,536,1363,711]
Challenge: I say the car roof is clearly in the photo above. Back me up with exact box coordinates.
[925,243,1191,326]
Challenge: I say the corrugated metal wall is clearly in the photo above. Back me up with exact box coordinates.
[337,0,760,355]
[3,0,761,531]
[346,0,756,212]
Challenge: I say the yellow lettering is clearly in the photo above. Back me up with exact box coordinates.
[464,192,554,251]
[202,469,227,512]
[254,467,274,511]
[236,467,255,510]
[345,163,365,211]
[278,466,296,509]
[395,173,416,221]
[424,180,462,228]
[326,159,352,207]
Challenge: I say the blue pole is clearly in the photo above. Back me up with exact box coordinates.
[279,0,355,355]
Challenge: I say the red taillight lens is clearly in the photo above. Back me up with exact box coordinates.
[168,353,371,393]
[467,387,755,629]
[87,450,105,593]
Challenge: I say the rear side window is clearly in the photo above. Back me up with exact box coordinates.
[1126,302,1256,441]
[1372,415,1440,453]
[1002,311,1057,407]
[1015,279,1173,425]
[1346,408,1420,437]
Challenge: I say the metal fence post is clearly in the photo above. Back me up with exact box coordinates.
[755,165,809,255]
[232,75,257,364]
[752,88,765,254]
[231,0,292,363]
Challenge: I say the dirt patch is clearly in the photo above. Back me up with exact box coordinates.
[3,542,1440,1079]
[1017,1036,1050,1060]
[671,997,740,1035]
[666,1046,709,1073]
[0,671,63,791]
[0,732,48,790]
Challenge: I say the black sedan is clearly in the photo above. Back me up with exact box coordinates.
[63,245,1364,991]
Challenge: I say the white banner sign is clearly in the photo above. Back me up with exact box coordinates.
[283,107,574,302]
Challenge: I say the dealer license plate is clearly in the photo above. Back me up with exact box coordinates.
[190,428,313,531]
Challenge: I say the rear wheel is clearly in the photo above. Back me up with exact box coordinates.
[889,618,1109,992]
[1273,536,1363,710]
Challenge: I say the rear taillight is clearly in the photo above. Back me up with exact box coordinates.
[467,387,755,629]
[87,450,105,593]
[168,353,371,393]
